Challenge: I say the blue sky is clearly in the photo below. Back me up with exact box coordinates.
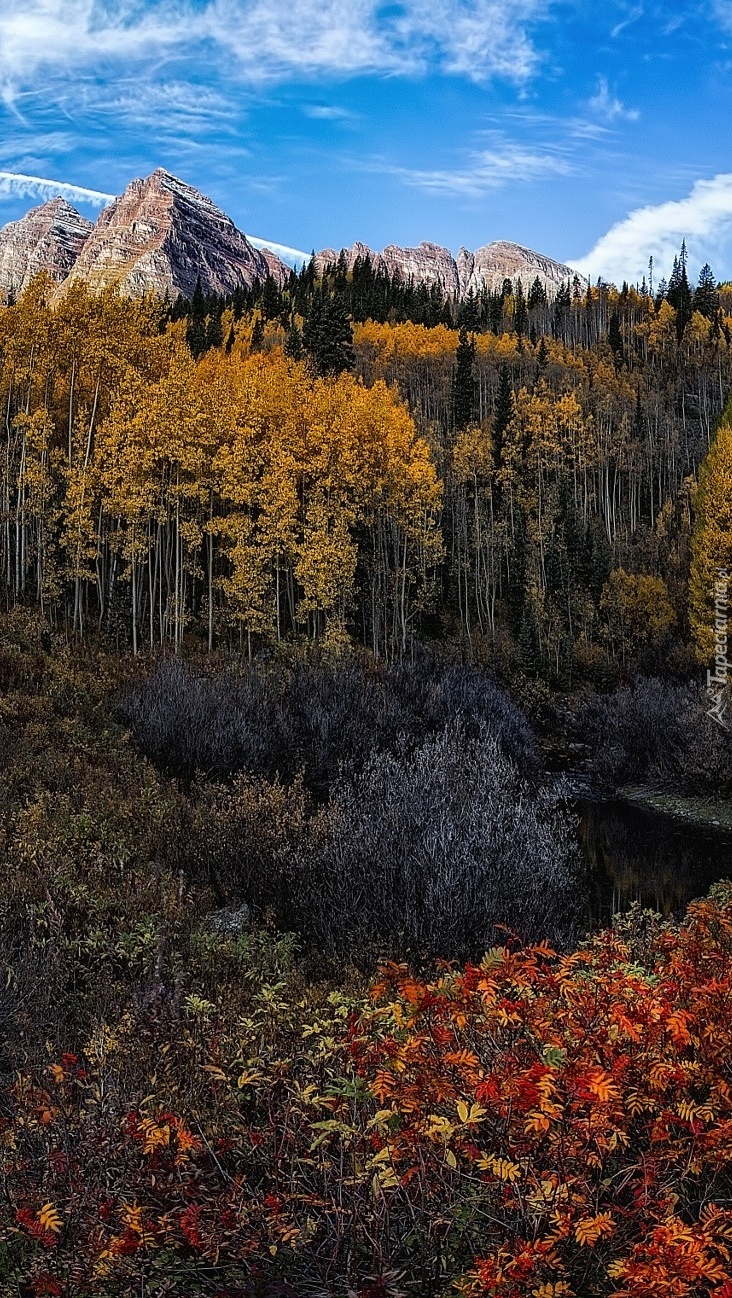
[3,1,732,284]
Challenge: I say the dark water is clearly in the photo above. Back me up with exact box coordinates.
[577,797,732,926]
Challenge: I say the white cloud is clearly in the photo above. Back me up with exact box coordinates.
[302,105,354,121]
[382,143,572,198]
[0,170,113,205]
[247,235,308,268]
[571,173,732,285]
[0,0,555,100]
[587,76,639,123]
[611,5,643,38]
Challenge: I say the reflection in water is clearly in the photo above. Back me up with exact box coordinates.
[577,798,732,926]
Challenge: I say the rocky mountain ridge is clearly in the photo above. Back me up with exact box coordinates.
[314,238,584,299]
[60,169,290,300]
[0,168,584,304]
[0,197,93,299]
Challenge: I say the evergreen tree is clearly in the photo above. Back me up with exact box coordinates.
[515,280,528,338]
[186,276,207,358]
[302,295,355,376]
[458,289,480,332]
[667,242,692,338]
[695,263,719,320]
[250,315,265,352]
[528,276,548,311]
[206,309,223,351]
[259,275,281,321]
[608,311,624,369]
[452,327,476,430]
[492,365,513,472]
[284,317,303,361]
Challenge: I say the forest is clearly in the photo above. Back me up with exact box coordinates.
[1,256,732,1297]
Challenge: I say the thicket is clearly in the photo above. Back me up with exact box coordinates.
[575,676,732,796]
[116,656,579,959]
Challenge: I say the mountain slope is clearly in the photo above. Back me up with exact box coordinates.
[315,238,584,299]
[0,198,93,299]
[59,169,289,300]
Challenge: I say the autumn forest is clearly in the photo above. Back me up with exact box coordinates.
[2,258,732,1297]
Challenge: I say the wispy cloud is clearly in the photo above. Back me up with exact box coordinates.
[86,82,235,132]
[302,105,354,121]
[0,170,113,206]
[587,76,639,123]
[571,173,732,285]
[611,5,643,38]
[379,143,572,198]
[0,0,556,102]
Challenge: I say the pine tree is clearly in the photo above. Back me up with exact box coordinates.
[302,295,355,376]
[206,310,223,351]
[458,289,480,332]
[492,365,513,471]
[284,317,303,361]
[515,280,528,338]
[452,327,476,430]
[667,242,692,338]
[250,315,265,352]
[528,276,547,311]
[187,276,207,358]
[695,263,719,320]
[608,311,624,368]
[260,275,281,321]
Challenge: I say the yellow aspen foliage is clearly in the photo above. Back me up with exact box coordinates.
[600,569,676,665]
[689,402,732,662]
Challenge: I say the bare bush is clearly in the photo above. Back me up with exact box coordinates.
[117,656,539,793]
[577,677,732,795]
[298,725,583,960]
[183,723,585,961]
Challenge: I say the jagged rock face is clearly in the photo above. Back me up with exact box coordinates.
[463,242,581,298]
[256,245,291,287]
[381,242,461,296]
[60,169,288,300]
[315,238,585,301]
[314,240,460,295]
[0,198,93,300]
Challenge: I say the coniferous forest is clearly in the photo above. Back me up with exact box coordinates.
[2,255,732,1297]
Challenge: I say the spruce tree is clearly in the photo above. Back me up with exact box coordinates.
[284,317,303,361]
[493,365,514,472]
[302,295,355,376]
[695,263,719,320]
[206,309,223,351]
[452,327,476,429]
[528,276,547,311]
[458,289,480,332]
[260,275,281,321]
[250,315,265,352]
[515,280,528,338]
[667,242,692,338]
[608,311,624,368]
[186,276,207,358]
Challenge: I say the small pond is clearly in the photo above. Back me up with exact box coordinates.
[577,796,732,927]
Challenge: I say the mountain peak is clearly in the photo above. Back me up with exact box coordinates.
[59,169,289,300]
[0,198,93,299]
[314,238,585,301]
